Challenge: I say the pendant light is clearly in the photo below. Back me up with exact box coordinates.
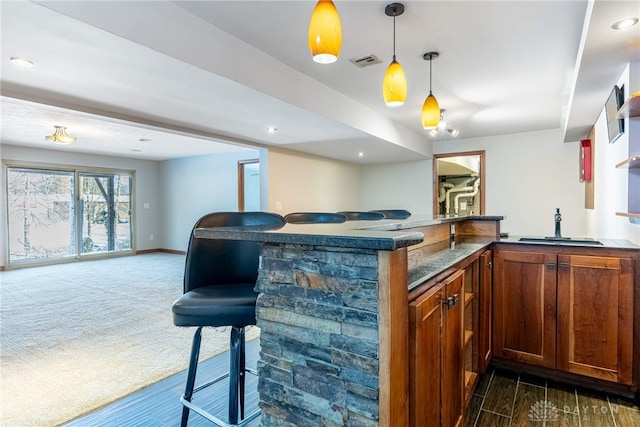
[421,51,440,130]
[45,126,76,145]
[308,0,342,64]
[382,3,407,106]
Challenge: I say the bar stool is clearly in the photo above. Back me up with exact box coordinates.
[284,212,347,224]
[337,211,385,220]
[172,211,286,427]
[370,209,412,219]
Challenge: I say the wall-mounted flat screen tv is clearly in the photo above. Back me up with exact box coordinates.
[605,84,624,143]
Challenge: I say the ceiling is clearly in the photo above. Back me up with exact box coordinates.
[1,1,638,163]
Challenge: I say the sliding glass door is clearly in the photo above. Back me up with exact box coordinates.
[6,165,133,266]
[79,173,132,254]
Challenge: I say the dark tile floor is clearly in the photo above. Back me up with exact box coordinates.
[64,339,640,427]
[466,367,640,427]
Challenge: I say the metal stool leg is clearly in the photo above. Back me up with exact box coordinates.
[182,327,203,427]
[229,327,241,425]
[239,328,246,420]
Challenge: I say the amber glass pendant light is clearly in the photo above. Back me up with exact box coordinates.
[421,51,440,129]
[382,3,407,106]
[308,0,342,64]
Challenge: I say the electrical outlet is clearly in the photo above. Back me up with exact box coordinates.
[149,234,154,241]
[275,201,282,211]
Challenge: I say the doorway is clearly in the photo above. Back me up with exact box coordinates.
[433,151,485,216]
[237,159,260,212]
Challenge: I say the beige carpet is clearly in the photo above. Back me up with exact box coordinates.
[0,253,259,426]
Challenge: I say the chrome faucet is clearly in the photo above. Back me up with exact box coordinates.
[554,208,562,238]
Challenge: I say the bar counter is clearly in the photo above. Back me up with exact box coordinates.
[194,214,503,426]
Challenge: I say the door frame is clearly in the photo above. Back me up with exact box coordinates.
[433,150,485,216]
[237,158,259,212]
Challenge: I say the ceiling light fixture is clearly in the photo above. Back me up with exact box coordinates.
[308,0,342,64]
[428,109,459,138]
[267,126,278,134]
[10,57,34,68]
[45,126,76,145]
[382,3,407,107]
[421,52,441,130]
[612,17,639,30]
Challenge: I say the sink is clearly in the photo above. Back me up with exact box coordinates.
[518,237,603,245]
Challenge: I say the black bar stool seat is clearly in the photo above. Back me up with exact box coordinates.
[172,211,285,427]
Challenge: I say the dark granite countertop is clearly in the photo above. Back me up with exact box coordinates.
[408,237,494,290]
[193,214,503,251]
[496,235,640,250]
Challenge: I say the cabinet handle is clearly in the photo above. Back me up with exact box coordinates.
[486,261,493,270]
[559,262,570,271]
[443,294,459,309]
[545,261,556,270]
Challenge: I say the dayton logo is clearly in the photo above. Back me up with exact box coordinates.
[529,400,560,422]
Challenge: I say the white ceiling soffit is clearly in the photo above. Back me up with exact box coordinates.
[0,97,255,161]
[2,0,429,163]
[563,0,640,142]
[3,1,622,161]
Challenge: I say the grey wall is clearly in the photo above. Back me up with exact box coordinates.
[159,149,261,252]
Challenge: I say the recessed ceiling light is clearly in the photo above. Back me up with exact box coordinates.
[358,152,364,157]
[10,57,34,68]
[138,138,151,142]
[267,127,277,134]
[612,17,638,30]
[130,149,142,152]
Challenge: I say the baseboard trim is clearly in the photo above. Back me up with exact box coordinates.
[136,248,186,255]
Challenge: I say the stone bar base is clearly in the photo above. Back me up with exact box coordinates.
[256,243,382,427]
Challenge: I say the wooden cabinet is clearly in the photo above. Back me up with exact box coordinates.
[478,250,493,373]
[557,254,634,385]
[443,270,465,427]
[493,249,557,368]
[493,246,635,386]
[409,269,465,427]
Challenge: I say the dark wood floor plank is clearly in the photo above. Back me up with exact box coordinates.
[549,412,581,426]
[547,380,579,414]
[480,369,518,417]
[575,388,616,427]
[609,404,640,427]
[509,383,545,426]
[464,393,484,427]
[474,410,511,427]
[474,368,494,398]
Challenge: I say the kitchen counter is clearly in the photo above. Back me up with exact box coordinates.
[497,235,640,250]
[407,236,494,290]
[194,214,504,251]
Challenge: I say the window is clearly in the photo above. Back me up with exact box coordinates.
[6,165,134,266]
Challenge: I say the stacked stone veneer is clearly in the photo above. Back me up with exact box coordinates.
[255,243,382,427]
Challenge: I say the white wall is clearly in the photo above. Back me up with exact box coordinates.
[266,147,361,214]
[160,149,261,252]
[0,145,162,266]
[359,160,433,215]
[434,129,587,237]
[586,62,640,245]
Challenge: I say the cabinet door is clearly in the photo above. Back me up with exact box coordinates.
[409,283,444,427]
[557,255,634,385]
[478,250,493,373]
[442,270,465,427]
[493,250,557,368]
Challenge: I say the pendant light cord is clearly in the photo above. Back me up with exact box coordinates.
[392,15,397,60]
[429,57,433,95]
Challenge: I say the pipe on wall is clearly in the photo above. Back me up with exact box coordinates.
[454,180,479,214]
